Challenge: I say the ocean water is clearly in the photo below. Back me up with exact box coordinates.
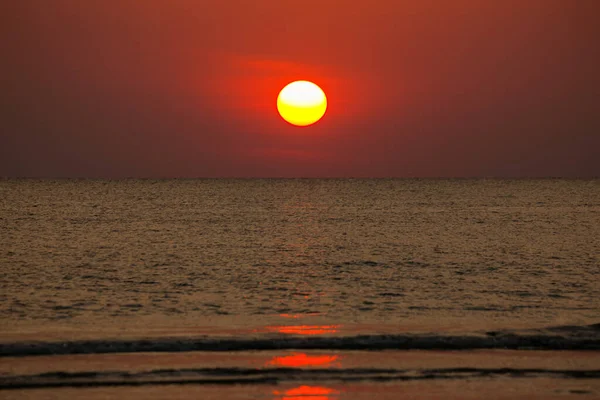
[1,179,599,398]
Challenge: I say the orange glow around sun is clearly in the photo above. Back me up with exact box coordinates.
[277,81,327,126]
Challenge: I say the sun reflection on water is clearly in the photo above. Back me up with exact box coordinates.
[279,313,322,319]
[274,385,340,400]
[268,352,340,368]
[266,325,340,335]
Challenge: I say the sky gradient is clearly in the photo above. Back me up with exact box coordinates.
[2,0,599,177]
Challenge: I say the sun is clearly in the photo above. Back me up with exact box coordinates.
[277,81,327,127]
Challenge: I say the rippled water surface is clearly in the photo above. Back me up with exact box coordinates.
[2,179,600,398]
[1,179,599,334]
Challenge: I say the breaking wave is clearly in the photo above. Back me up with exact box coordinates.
[1,324,599,357]
[1,367,599,389]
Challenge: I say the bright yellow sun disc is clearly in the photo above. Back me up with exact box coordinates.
[277,81,327,126]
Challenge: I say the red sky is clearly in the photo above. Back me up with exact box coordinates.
[1,0,599,177]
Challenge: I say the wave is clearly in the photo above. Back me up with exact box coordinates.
[1,324,599,357]
[2,367,600,390]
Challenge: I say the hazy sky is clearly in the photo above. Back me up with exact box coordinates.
[2,0,599,177]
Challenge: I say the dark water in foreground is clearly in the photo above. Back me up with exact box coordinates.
[1,179,599,398]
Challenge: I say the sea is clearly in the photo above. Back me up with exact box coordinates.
[1,179,599,399]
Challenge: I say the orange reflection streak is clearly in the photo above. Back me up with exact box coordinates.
[279,313,322,319]
[274,385,340,400]
[268,353,339,368]
[279,314,301,319]
[266,325,340,335]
